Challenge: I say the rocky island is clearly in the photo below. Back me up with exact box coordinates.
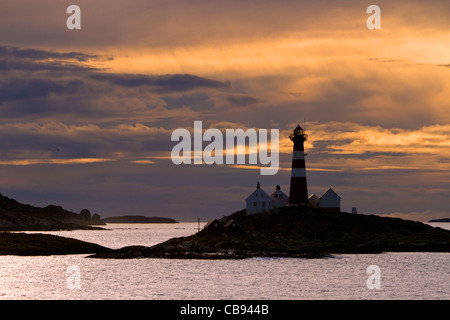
[89,206,450,259]
[429,218,450,223]
[102,215,178,223]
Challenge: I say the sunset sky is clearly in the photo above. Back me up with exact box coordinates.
[0,0,449,221]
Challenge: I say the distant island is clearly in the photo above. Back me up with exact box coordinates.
[429,218,450,223]
[102,216,178,223]
[0,193,105,231]
[89,206,450,259]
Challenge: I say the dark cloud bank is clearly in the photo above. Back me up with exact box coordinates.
[0,44,231,109]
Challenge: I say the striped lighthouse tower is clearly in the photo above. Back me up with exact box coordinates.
[288,124,308,204]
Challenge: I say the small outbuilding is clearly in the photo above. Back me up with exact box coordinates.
[319,188,341,212]
[202,218,226,235]
[245,182,272,215]
[308,194,320,208]
[201,218,242,235]
[224,219,242,235]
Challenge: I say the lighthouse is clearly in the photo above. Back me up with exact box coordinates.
[288,125,308,204]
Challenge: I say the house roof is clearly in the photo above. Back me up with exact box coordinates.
[309,194,319,200]
[320,188,341,199]
[224,219,241,228]
[245,185,271,200]
[270,185,286,194]
[203,218,223,229]
[270,189,287,197]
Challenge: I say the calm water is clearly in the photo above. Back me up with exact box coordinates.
[0,223,449,300]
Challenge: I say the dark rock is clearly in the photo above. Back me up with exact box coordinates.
[79,209,92,220]
[0,232,111,256]
[0,193,106,231]
[91,213,102,224]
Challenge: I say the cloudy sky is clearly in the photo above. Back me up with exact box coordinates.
[0,0,449,222]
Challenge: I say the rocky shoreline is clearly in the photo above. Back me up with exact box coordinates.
[89,206,450,259]
[87,245,329,259]
[2,194,450,258]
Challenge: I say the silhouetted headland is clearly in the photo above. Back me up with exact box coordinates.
[89,206,450,259]
[102,216,178,223]
[0,193,105,231]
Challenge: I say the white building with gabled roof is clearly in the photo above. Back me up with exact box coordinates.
[319,188,341,212]
[245,182,273,215]
[270,185,289,209]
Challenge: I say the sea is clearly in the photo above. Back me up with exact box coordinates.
[0,222,449,300]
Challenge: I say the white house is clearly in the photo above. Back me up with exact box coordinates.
[270,185,289,209]
[245,182,273,215]
[319,188,341,212]
[308,194,320,208]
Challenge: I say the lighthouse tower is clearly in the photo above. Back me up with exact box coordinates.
[288,125,308,204]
